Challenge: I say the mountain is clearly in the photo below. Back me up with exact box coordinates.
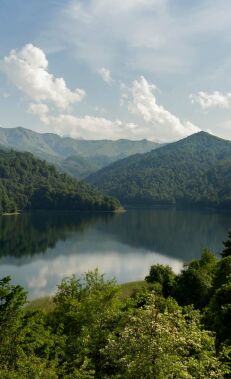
[0,127,161,178]
[87,132,231,209]
[0,149,121,213]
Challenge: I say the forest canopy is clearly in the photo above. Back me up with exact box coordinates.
[88,132,231,209]
[0,149,121,213]
[0,232,231,378]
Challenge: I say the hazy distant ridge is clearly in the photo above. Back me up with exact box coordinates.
[0,127,161,178]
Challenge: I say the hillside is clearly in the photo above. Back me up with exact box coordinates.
[0,127,160,178]
[59,155,116,179]
[0,149,121,213]
[88,132,231,209]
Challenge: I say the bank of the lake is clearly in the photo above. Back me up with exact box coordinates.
[26,280,148,312]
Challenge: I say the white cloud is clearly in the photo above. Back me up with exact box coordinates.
[190,91,231,109]
[28,103,50,124]
[29,76,199,141]
[3,44,200,141]
[38,113,139,140]
[124,76,200,142]
[98,67,114,84]
[27,74,199,141]
[2,44,86,110]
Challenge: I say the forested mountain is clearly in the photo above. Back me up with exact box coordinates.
[88,132,231,209]
[0,127,160,178]
[0,149,121,213]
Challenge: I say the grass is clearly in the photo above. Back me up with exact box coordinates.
[120,280,148,299]
[26,280,148,312]
[26,296,55,313]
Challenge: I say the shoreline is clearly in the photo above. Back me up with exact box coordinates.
[26,280,147,311]
[0,208,126,216]
[2,211,20,216]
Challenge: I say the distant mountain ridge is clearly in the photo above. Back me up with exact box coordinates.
[87,132,231,209]
[0,127,161,178]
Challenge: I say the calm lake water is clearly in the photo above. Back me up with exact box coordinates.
[0,209,230,298]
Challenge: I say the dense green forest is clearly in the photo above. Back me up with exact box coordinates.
[0,149,121,213]
[0,127,160,178]
[88,131,231,209]
[0,232,231,378]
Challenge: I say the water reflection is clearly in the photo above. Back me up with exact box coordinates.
[0,209,230,298]
[98,209,231,260]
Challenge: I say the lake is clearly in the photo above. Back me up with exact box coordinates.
[0,209,230,298]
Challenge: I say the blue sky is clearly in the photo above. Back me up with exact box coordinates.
[1,0,231,142]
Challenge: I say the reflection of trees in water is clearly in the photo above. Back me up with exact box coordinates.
[97,209,231,260]
[0,209,230,262]
[0,212,115,258]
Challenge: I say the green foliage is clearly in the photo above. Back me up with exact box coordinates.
[89,131,231,209]
[0,149,121,213]
[119,281,148,300]
[173,249,218,308]
[51,270,123,378]
[221,231,231,258]
[143,233,231,374]
[26,296,55,313]
[207,281,231,345]
[0,277,58,377]
[2,234,231,379]
[103,294,224,379]
[145,264,176,297]
[206,255,231,351]
[213,256,231,290]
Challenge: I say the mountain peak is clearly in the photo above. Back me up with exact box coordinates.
[88,128,231,209]
[175,131,231,148]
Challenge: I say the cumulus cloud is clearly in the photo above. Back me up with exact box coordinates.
[2,44,85,110]
[36,112,139,140]
[98,67,114,84]
[124,76,200,142]
[190,91,231,109]
[28,103,50,124]
[28,74,199,141]
[3,43,199,141]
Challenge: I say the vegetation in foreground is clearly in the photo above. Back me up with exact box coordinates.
[1,232,231,378]
[0,149,121,214]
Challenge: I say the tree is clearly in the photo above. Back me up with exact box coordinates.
[221,231,231,258]
[0,277,57,378]
[207,281,231,346]
[173,249,217,309]
[145,264,175,297]
[103,294,225,379]
[213,256,231,291]
[50,270,122,378]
